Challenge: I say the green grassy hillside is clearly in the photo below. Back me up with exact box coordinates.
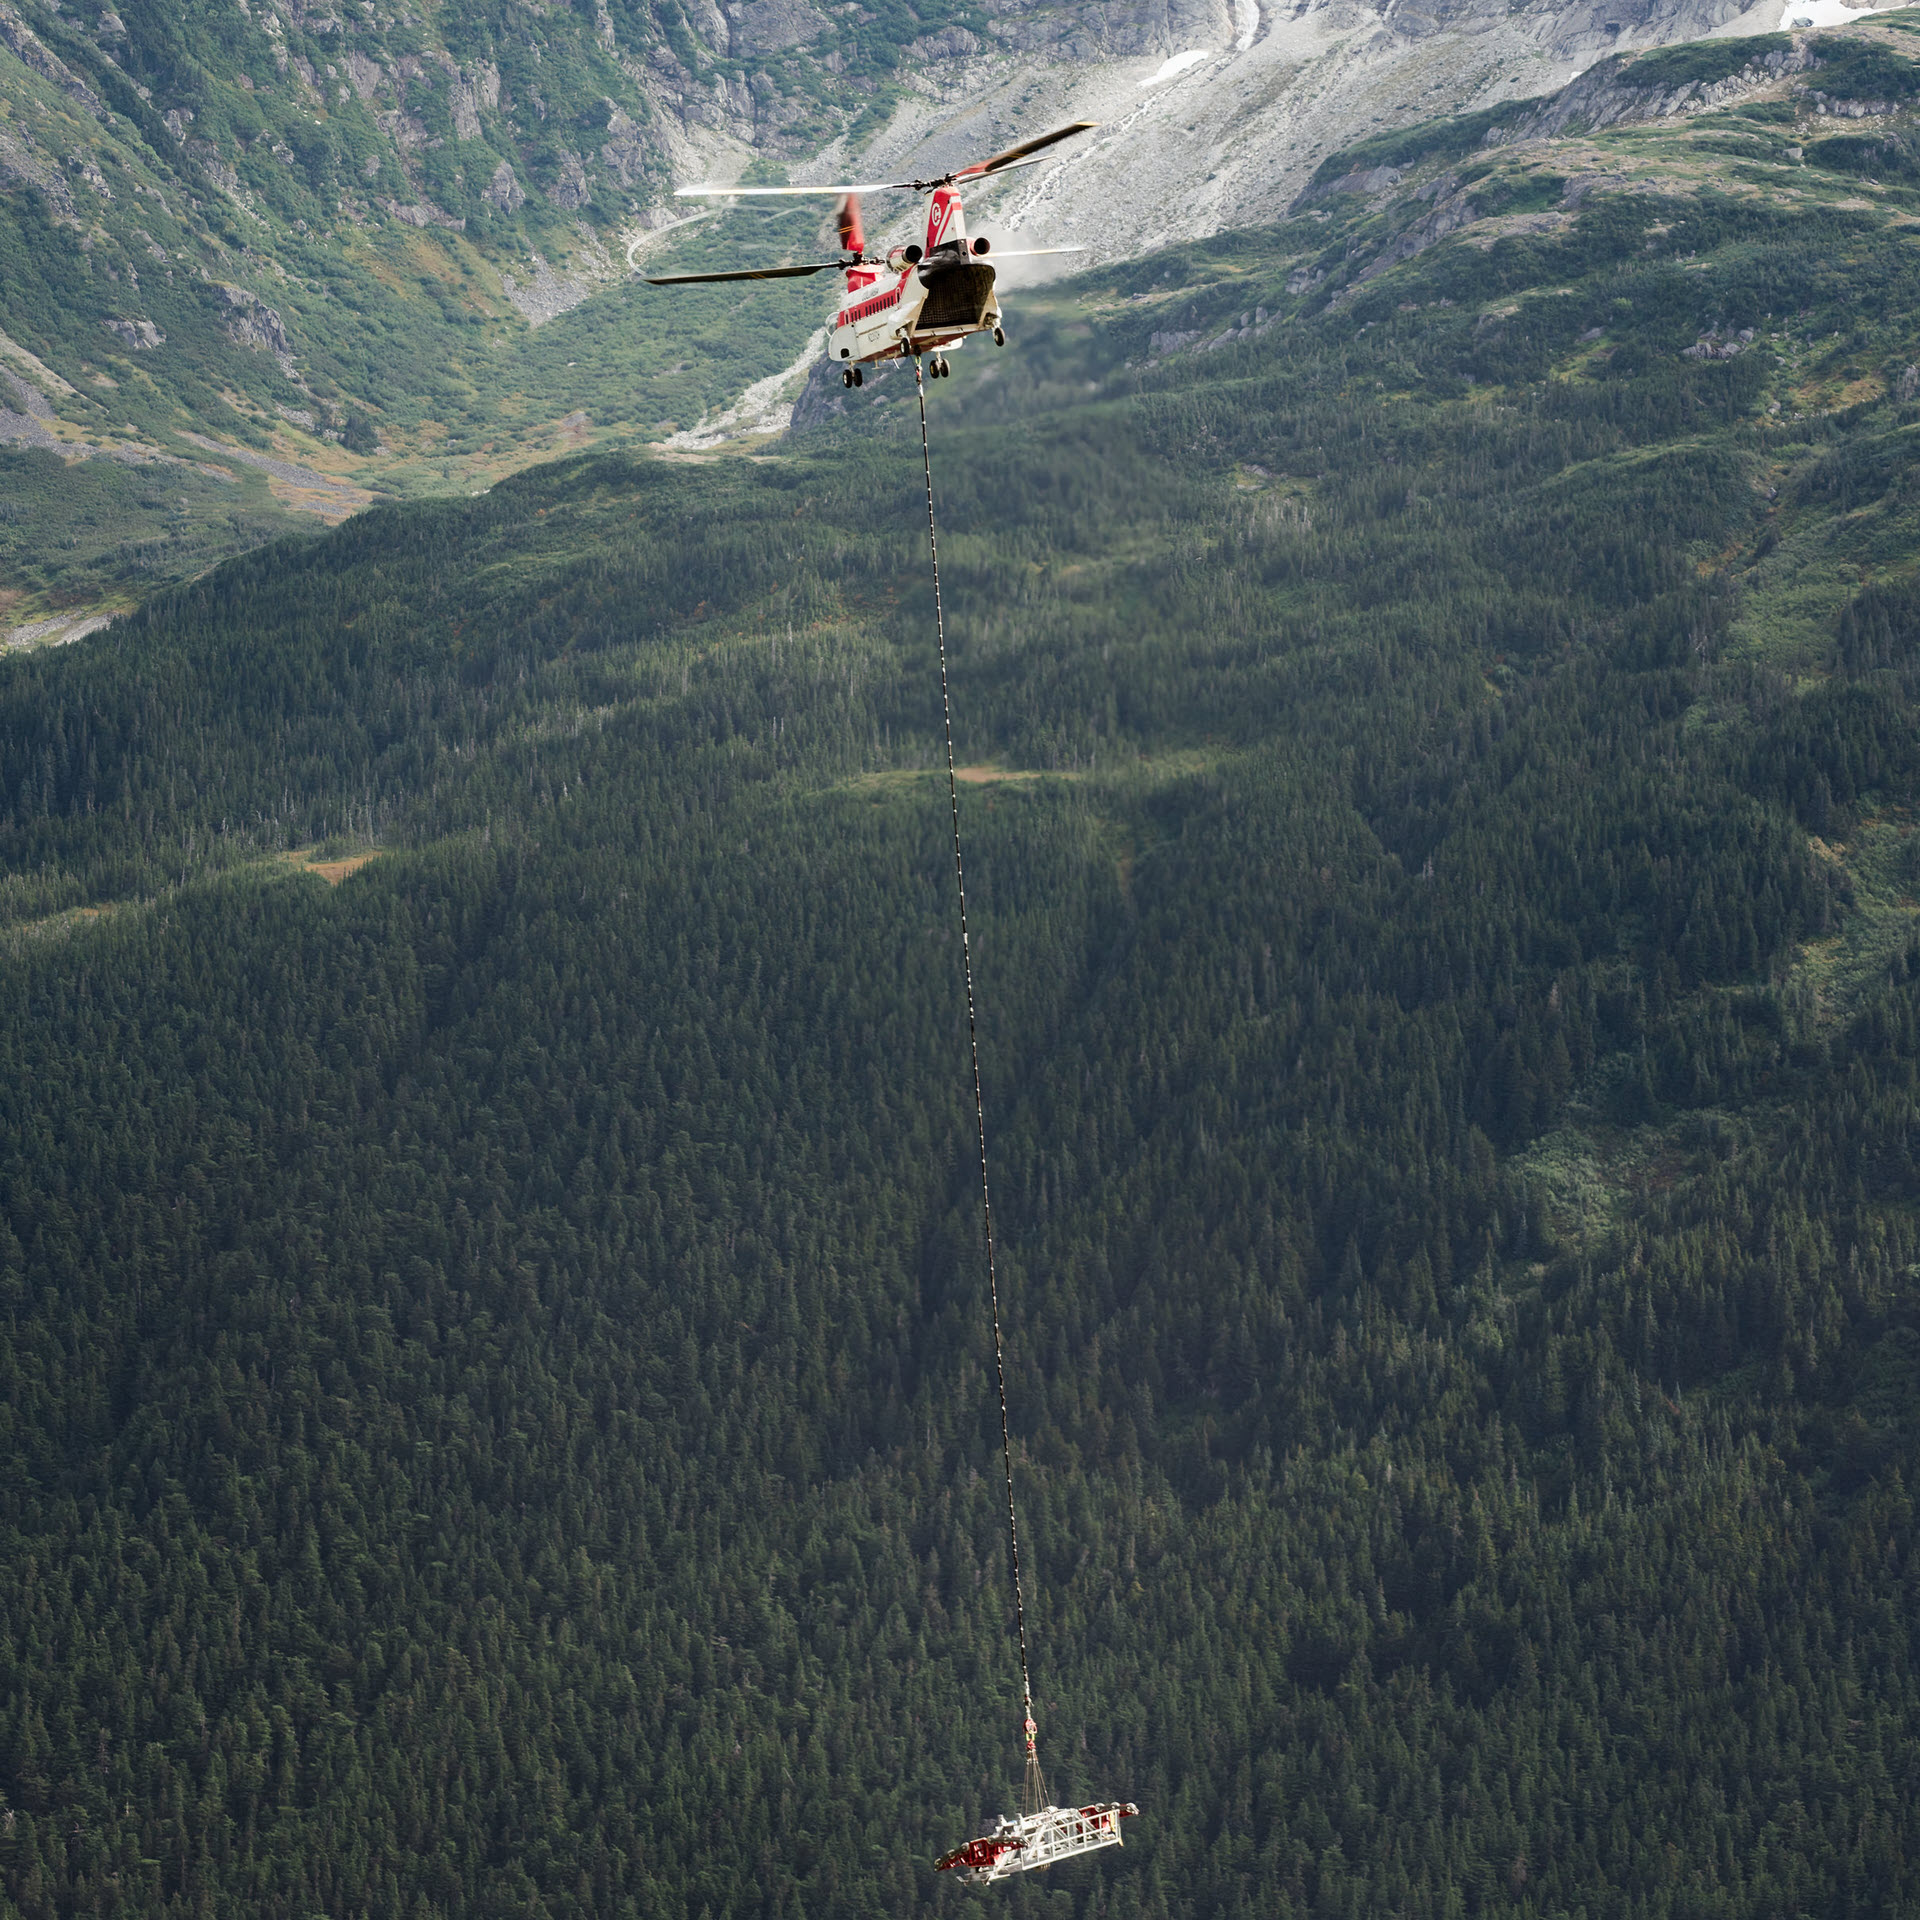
[9,35,1920,1918]
[0,0,933,631]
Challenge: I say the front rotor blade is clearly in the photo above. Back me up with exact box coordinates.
[958,120,1098,179]
[675,181,911,198]
[645,260,847,284]
[978,246,1087,257]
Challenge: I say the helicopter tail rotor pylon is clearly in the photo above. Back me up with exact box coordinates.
[836,193,865,256]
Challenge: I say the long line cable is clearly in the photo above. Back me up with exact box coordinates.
[915,356,1047,1817]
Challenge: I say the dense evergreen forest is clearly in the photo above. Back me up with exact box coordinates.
[10,48,1920,1916]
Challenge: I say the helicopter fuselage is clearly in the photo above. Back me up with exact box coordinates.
[826,188,1004,371]
[826,251,1002,367]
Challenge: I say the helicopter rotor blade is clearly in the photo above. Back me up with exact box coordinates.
[674,121,1099,200]
[675,181,911,198]
[955,121,1098,181]
[645,259,852,284]
[675,159,1049,198]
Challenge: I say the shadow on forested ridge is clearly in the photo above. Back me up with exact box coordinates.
[8,72,1920,1917]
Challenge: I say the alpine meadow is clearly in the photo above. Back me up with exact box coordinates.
[9,9,1920,1920]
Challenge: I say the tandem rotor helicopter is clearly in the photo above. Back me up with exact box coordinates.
[646,121,1097,384]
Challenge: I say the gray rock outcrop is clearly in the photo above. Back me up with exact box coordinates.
[485,159,527,212]
[787,355,906,432]
[218,284,294,361]
[102,317,165,349]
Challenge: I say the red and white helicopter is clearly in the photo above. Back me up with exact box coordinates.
[647,122,1097,386]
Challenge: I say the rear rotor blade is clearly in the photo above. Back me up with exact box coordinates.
[675,181,910,198]
[676,122,1099,199]
[956,121,1098,180]
[645,260,849,284]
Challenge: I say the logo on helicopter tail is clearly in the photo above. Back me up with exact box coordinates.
[925,187,965,253]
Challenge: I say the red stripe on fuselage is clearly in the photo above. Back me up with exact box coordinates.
[836,273,909,327]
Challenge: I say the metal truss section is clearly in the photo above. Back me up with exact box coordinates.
[937,1802,1140,1883]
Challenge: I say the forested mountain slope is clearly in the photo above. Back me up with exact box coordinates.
[10,32,1920,1919]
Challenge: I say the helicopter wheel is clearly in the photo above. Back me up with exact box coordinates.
[992,326,1006,347]
[852,365,864,387]
[841,368,854,388]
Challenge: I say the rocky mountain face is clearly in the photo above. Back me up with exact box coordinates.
[0,0,1853,632]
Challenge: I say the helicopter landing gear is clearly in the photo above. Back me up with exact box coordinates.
[841,368,854,388]
[928,354,951,379]
[852,364,864,386]
[992,326,1006,347]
